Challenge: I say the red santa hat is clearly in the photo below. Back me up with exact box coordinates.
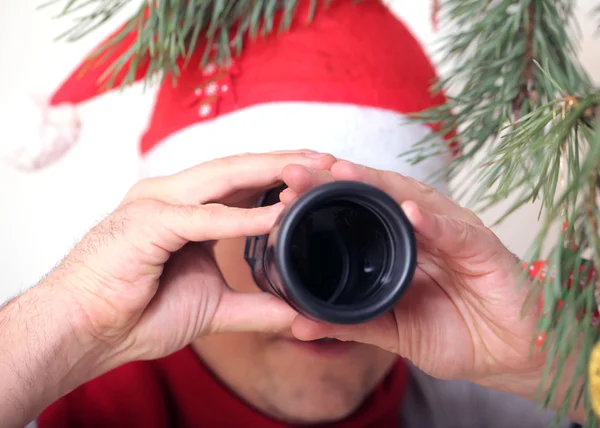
[4,0,456,193]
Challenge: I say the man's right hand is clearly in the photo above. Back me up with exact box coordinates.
[0,151,335,428]
[58,151,337,361]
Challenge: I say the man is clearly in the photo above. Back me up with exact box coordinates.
[0,1,584,426]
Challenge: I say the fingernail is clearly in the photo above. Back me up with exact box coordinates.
[305,152,328,158]
[270,202,284,210]
[401,202,420,223]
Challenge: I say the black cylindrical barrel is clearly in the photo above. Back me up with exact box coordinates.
[244,181,416,324]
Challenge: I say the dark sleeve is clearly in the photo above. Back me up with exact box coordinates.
[399,363,572,428]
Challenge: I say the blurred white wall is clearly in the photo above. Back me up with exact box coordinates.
[0,0,599,304]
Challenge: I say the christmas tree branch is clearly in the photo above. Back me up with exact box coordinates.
[405,0,600,425]
[530,122,600,426]
[404,0,591,186]
[40,0,328,88]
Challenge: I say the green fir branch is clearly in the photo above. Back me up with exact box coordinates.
[40,0,332,88]
[405,0,591,186]
[406,0,600,425]
[527,124,600,426]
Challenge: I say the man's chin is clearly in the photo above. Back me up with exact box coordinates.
[192,332,396,426]
[266,395,364,426]
[259,343,383,425]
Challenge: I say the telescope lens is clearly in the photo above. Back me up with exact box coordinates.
[288,201,388,305]
[245,181,416,325]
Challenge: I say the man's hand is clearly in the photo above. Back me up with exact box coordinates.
[281,160,583,421]
[0,151,335,428]
[288,160,539,378]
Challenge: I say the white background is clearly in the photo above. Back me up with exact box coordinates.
[1,0,600,304]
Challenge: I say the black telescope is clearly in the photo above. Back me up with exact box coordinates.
[244,181,416,325]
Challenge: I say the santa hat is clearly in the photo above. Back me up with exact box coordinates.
[4,0,456,193]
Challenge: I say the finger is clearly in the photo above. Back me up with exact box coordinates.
[123,152,336,206]
[281,164,335,194]
[401,200,503,268]
[128,200,285,253]
[278,165,335,205]
[211,290,298,334]
[186,152,335,204]
[330,160,482,226]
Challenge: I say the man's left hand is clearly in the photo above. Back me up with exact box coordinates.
[281,160,544,385]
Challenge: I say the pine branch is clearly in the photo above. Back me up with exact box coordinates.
[529,122,600,427]
[41,0,331,88]
[404,0,591,188]
[404,0,600,425]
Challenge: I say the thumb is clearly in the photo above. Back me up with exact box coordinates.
[211,291,299,334]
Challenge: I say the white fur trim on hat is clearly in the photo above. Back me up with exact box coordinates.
[140,102,450,195]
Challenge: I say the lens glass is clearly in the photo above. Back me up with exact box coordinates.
[288,200,389,305]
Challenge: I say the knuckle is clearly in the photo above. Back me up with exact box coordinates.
[221,153,246,164]
[405,175,436,197]
[232,152,253,158]
[123,178,155,202]
[268,148,313,155]
[380,169,409,191]
[202,153,253,177]
[465,207,485,225]
[379,172,426,201]
[133,177,154,192]
[192,156,226,172]
[115,200,171,242]
[121,199,164,218]
[417,180,436,195]
[177,204,198,218]
[461,220,476,239]
[460,220,489,247]
[199,203,225,221]
[452,198,484,226]
[372,168,392,189]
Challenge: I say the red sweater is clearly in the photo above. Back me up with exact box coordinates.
[38,346,408,427]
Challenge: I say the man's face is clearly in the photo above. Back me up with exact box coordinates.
[192,195,397,424]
